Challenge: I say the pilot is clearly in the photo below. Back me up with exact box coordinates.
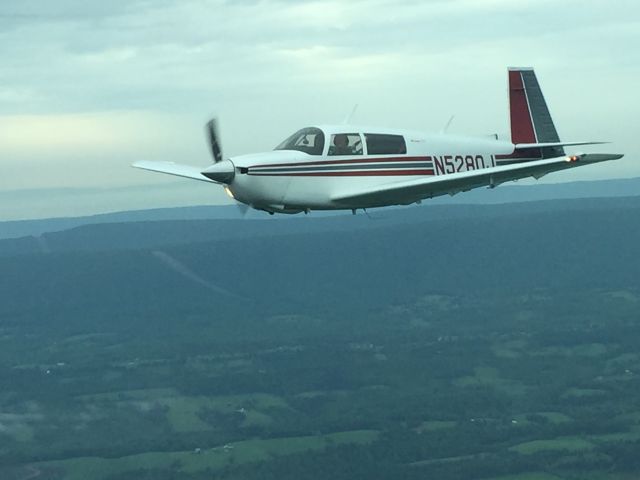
[332,134,352,155]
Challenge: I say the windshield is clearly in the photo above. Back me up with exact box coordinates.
[274,127,325,155]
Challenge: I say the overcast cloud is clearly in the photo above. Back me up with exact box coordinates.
[1,0,638,220]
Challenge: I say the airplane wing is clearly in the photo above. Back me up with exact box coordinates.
[331,153,624,207]
[132,161,215,183]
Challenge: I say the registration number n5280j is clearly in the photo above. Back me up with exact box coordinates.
[432,155,495,175]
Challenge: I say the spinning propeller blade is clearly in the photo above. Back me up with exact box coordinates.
[236,202,250,216]
[206,118,223,163]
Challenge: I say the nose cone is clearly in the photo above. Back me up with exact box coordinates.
[202,159,235,184]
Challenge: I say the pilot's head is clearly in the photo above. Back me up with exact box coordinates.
[334,134,348,147]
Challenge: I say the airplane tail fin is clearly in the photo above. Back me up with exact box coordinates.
[508,67,564,159]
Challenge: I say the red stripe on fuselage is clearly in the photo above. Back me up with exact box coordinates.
[248,169,435,177]
[250,156,432,169]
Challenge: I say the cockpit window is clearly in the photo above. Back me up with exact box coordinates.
[328,133,363,156]
[275,127,325,155]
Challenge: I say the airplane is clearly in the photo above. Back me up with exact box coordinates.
[133,68,624,215]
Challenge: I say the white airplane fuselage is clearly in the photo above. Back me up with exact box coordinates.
[224,127,515,214]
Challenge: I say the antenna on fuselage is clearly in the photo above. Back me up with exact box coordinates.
[441,115,455,134]
[342,104,359,125]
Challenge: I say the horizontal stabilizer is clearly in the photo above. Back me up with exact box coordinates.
[576,153,624,162]
[132,161,215,183]
[515,141,608,150]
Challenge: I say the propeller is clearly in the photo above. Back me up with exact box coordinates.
[236,202,250,216]
[201,118,235,184]
[202,118,249,215]
[206,118,223,163]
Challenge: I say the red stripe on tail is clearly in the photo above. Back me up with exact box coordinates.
[509,70,537,144]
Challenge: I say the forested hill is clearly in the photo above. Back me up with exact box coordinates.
[2,176,639,240]
[2,196,640,258]
[1,196,639,323]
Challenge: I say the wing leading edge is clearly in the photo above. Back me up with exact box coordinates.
[331,153,624,208]
[132,161,215,183]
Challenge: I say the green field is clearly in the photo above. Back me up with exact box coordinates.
[3,287,640,479]
[454,366,528,395]
[158,393,288,432]
[510,437,595,455]
[41,430,379,480]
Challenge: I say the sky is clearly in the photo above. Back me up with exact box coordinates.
[1,0,639,220]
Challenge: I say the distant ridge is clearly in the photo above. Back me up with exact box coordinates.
[2,195,640,258]
[1,194,639,316]
[1,176,638,240]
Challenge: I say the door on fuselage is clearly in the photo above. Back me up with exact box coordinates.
[328,133,364,156]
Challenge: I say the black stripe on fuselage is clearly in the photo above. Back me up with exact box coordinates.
[252,155,431,169]
[250,162,434,174]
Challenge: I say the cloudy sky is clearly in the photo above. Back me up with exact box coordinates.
[1,0,638,220]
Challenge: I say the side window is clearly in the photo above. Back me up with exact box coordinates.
[365,134,407,155]
[328,133,363,156]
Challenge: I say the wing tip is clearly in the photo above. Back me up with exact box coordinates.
[581,153,625,162]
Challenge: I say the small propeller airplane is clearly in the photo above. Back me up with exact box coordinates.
[133,68,624,215]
